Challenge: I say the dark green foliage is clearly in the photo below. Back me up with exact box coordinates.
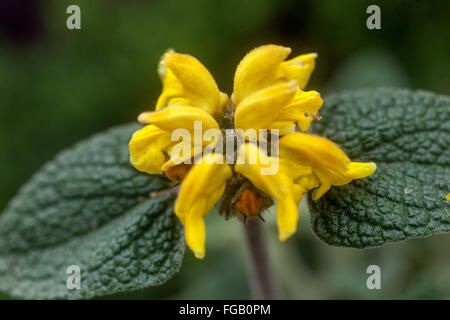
[309,88,450,247]
[0,124,184,299]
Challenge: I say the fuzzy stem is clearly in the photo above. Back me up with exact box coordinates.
[242,218,278,299]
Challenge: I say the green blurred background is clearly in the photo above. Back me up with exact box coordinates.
[0,0,449,299]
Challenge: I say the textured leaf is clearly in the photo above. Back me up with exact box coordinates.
[0,124,184,299]
[309,87,450,248]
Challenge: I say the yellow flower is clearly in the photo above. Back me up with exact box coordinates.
[128,45,377,259]
[129,106,220,174]
[156,50,228,118]
[175,153,232,259]
[234,135,376,242]
[233,44,322,134]
[235,143,301,241]
[279,133,377,200]
[129,50,228,175]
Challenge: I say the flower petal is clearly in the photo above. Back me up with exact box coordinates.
[234,80,298,133]
[279,158,313,181]
[280,133,377,200]
[276,175,304,241]
[279,158,315,203]
[155,68,190,110]
[175,153,232,258]
[279,90,323,116]
[235,143,299,241]
[279,133,350,172]
[279,53,318,89]
[162,141,199,171]
[310,168,332,200]
[128,125,171,174]
[268,120,297,135]
[184,202,207,259]
[233,44,291,105]
[307,162,377,195]
[345,162,377,180]
[296,114,314,132]
[164,52,227,118]
[138,106,220,133]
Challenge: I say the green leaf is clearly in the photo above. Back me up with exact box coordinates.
[0,124,185,299]
[309,87,450,248]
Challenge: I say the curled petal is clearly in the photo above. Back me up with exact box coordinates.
[175,154,232,258]
[233,44,291,104]
[277,90,323,132]
[161,52,227,118]
[279,53,318,90]
[276,175,305,241]
[345,162,377,180]
[155,68,190,110]
[233,45,318,104]
[138,106,220,133]
[235,143,299,241]
[268,120,297,135]
[311,163,375,200]
[279,158,316,204]
[138,106,220,172]
[310,168,333,201]
[280,133,377,200]
[296,175,320,191]
[279,133,350,172]
[128,125,171,174]
[280,90,323,116]
[279,158,313,181]
[162,141,200,171]
[234,80,298,133]
[296,114,313,132]
[183,206,207,259]
[292,184,308,204]
[232,45,321,135]
[309,162,376,200]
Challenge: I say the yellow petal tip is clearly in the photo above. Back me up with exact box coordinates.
[194,250,205,259]
[278,229,295,242]
[137,112,152,124]
[346,161,377,179]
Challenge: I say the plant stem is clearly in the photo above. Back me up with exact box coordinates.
[242,218,278,299]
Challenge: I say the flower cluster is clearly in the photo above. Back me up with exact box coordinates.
[129,44,376,259]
